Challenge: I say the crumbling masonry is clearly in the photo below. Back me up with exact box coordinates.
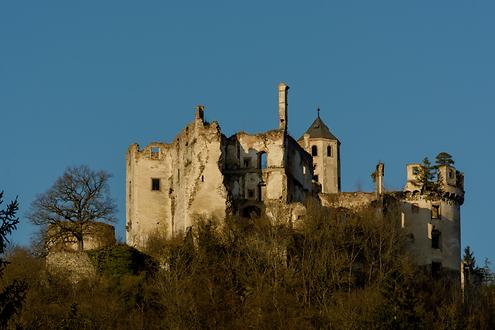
[126,83,464,272]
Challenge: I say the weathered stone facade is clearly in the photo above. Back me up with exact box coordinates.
[126,83,464,273]
[126,83,315,248]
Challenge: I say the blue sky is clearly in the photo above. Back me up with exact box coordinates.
[1,1,494,264]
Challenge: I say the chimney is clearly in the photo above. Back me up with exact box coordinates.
[375,162,385,195]
[195,105,204,124]
[278,82,289,131]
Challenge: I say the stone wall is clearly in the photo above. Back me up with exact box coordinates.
[319,192,377,210]
[46,251,96,283]
[126,116,228,249]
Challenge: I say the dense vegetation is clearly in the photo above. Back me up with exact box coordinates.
[1,202,494,329]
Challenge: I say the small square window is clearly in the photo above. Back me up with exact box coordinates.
[313,175,319,183]
[431,205,440,219]
[412,167,420,175]
[431,262,442,277]
[247,189,255,198]
[243,158,250,168]
[151,178,160,191]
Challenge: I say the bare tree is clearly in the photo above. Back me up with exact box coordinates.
[28,166,116,251]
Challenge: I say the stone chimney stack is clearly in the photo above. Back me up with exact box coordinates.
[278,82,289,131]
[195,105,205,124]
[375,162,385,195]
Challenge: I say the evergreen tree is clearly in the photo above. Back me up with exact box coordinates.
[463,246,476,271]
[0,191,27,327]
[416,157,438,192]
[435,152,455,167]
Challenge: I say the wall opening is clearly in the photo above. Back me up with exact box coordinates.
[313,174,319,183]
[327,145,332,157]
[431,205,440,219]
[431,262,442,277]
[151,147,160,159]
[151,178,160,191]
[242,205,261,218]
[311,145,318,156]
[258,151,267,169]
[431,229,441,249]
[243,158,250,168]
[247,189,255,199]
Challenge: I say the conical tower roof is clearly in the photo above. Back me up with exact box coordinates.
[298,110,339,141]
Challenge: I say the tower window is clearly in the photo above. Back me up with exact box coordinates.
[431,262,442,277]
[327,146,332,157]
[412,167,420,175]
[247,189,255,199]
[311,145,318,156]
[431,205,440,219]
[151,178,160,191]
[313,175,319,182]
[431,229,441,249]
[243,158,251,168]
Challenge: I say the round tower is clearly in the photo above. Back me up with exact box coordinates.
[298,109,341,194]
[402,163,464,273]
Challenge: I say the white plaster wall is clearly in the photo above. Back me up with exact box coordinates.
[401,197,461,271]
[126,120,228,250]
[299,138,340,194]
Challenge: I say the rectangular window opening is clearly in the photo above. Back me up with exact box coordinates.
[431,262,442,277]
[151,178,160,191]
[412,167,420,175]
[247,189,255,199]
[431,229,441,249]
[431,205,440,219]
[311,145,318,156]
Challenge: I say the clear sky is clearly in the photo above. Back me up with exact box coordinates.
[1,1,494,264]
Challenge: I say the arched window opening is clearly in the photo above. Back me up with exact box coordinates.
[258,151,267,169]
[311,145,318,156]
[327,145,332,157]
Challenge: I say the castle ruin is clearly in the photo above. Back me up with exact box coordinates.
[126,83,464,272]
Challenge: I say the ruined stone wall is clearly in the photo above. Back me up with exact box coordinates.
[223,130,288,215]
[401,164,464,271]
[319,192,377,210]
[400,196,461,271]
[46,252,96,283]
[47,222,116,252]
[126,119,228,249]
[285,136,313,203]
